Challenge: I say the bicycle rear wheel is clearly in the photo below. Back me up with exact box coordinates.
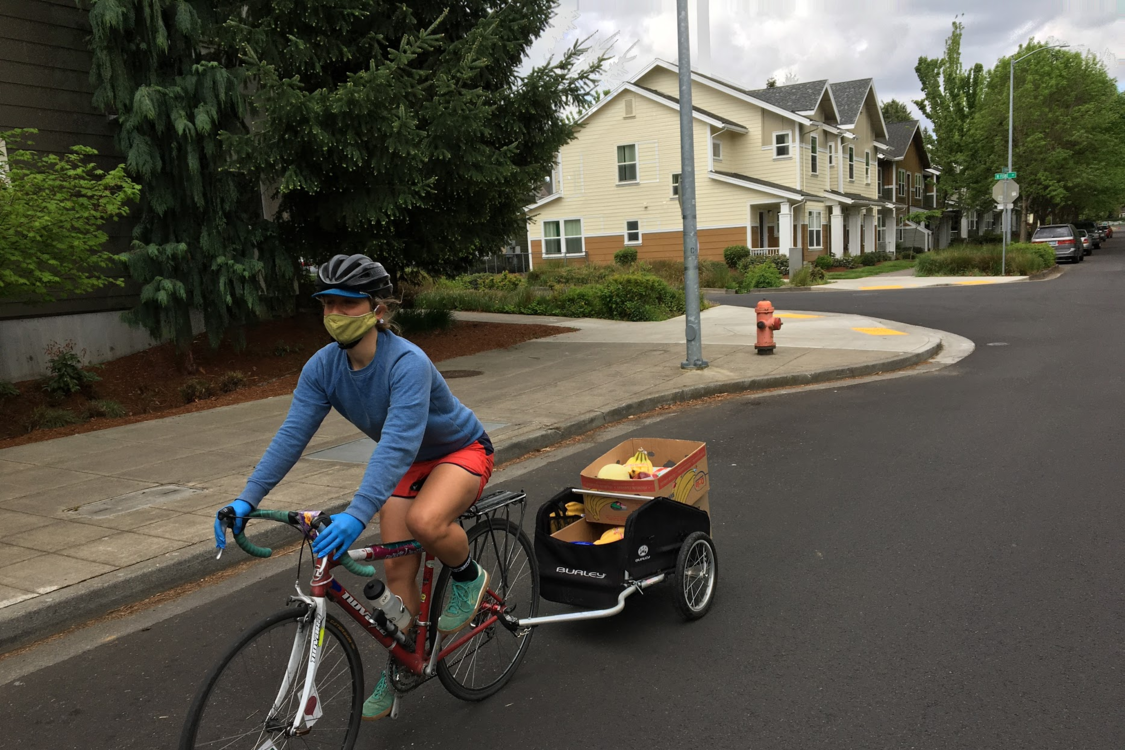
[180,606,363,750]
[433,517,538,701]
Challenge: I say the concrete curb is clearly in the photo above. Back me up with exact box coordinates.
[494,338,942,466]
[2,337,941,654]
[1028,265,1064,281]
[0,499,350,654]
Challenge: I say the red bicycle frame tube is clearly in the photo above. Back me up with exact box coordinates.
[309,541,507,676]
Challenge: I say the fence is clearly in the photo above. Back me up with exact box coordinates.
[467,252,531,274]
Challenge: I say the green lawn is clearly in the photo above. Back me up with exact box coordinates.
[825,260,916,280]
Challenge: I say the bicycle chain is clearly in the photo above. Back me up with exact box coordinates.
[386,649,427,694]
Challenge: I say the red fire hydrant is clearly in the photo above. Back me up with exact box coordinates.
[755,300,782,354]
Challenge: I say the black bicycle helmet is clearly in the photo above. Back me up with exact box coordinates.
[314,254,394,299]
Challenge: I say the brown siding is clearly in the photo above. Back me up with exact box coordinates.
[0,0,135,320]
[698,227,746,262]
[563,226,747,267]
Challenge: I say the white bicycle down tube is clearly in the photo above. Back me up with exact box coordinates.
[270,616,312,721]
[291,598,328,735]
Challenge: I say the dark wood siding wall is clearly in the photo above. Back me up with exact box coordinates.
[0,0,136,320]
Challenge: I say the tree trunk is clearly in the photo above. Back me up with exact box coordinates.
[1019,195,1030,242]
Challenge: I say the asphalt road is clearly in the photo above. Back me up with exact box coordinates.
[2,241,1124,749]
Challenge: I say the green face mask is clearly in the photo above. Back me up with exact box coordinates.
[324,311,379,348]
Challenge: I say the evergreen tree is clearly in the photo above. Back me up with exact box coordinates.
[881,98,913,124]
[220,1,603,278]
[87,0,292,371]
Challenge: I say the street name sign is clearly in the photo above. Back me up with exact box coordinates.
[994,171,1017,180]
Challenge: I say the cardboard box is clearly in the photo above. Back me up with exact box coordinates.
[579,438,709,524]
[550,517,623,545]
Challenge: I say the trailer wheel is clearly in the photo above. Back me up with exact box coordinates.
[672,532,717,620]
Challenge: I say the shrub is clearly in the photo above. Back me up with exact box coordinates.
[770,255,790,276]
[699,260,736,289]
[915,243,1054,277]
[180,379,214,404]
[738,263,783,291]
[789,266,817,287]
[454,271,525,292]
[547,286,607,318]
[217,370,247,393]
[24,406,83,432]
[0,381,18,399]
[723,245,751,269]
[897,249,916,261]
[643,260,684,286]
[598,274,685,321]
[613,247,638,266]
[42,341,101,399]
[813,254,836,270]
[859,253,880,266]
[528,264,614,290]
[396,308,455,336]
[82,399,126,419]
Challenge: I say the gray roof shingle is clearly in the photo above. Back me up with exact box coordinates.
[829,79,873,125]
[884,120,919,160]
[744,80,829,114]
[713,170,819,199]
[633,85,746,130]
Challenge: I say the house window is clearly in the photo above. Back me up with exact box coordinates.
[774,131,791,158]
[950,216,960,237]
[828,142,834,167]
[984,212,993,230]
[898,168,906,197]
[617,144,637,183]
[712,137,722,161]
[543,218,584,256]
[968,211,978,231]
[808,210,823,248]
[623,97,635,118]
[625,219,641,245]
[864,151,871,183]
[914,173,923,201]
[810,136,818,175]
[848,146,855,181]
[878,214,887,244]
[896,216,904,243]
[671,172,680,197]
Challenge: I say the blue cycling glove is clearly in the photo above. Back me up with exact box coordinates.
[214,499,254,550]
[311,513,366,561]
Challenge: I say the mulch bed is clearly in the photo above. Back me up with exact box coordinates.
[0,313,573,449]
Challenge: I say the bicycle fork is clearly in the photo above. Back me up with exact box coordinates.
[273,595,327,737]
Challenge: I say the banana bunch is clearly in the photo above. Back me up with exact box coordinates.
[671,469,697,504]
[564,501,585,516]
[623,448,653,478]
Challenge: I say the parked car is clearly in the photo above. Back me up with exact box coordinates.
[1079,230,1092,254]
[1074,221,1101,250]
[1031,224,1084,263]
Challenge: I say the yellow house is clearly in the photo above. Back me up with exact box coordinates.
[525,60,893,267]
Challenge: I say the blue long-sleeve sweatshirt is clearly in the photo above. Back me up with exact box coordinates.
[239,330,485,524]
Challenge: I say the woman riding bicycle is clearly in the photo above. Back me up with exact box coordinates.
[213,253,494,722]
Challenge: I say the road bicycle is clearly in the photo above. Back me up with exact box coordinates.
[180,489,536,750]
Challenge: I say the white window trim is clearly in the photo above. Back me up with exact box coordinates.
[616,143,638,185]
[542,218,586,257]
[828,142,835,167]
[773,131,791,159]
[898,168,906,197]
[711,137,723,162]
[808,210,824,248]
[809,135,819,175]
[624,219,642,245]
[671,172,680,198]
[848,146,855,181]
[968,211,978,231]
[914,173,923,201]
[877,166,883,194]
[878,214,887,244]
[864,150,871,184]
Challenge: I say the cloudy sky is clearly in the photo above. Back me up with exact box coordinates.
[525,0,1125,122]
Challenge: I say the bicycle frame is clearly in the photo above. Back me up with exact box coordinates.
[281,540,507,736]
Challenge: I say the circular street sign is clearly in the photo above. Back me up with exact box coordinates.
[992,178,1020,204]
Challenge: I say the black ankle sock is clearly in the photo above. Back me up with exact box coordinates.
[450,556,478,582]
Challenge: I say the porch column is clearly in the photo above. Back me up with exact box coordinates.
[863,208,876,255]
[778,201,793,258]
[883,208,895,254]
[847,209,861,255]
[960,213,969,239]
[830,205,845,258]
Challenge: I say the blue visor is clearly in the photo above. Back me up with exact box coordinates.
[312,288,370,299]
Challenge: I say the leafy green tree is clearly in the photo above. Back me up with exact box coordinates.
[914,19,984,209]
[964,42,1125,239]
[88,0,292,372]
[881,98,913,124]
[0,130,139,302]
[221,1,603,279]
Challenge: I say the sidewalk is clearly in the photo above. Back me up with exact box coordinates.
[0,305,947,651]
[819,274,1029,291]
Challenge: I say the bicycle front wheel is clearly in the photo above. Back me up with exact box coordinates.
[434,517,538,701]
[180,606,363,750]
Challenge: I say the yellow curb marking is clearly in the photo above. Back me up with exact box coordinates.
[955,279,1000,285]
[775,313,823,319]
[852,327,908,336]
[858,284,905,290]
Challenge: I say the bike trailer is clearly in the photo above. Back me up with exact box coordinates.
[535,487,710,609]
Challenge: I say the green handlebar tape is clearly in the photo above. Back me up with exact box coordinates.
[233,530,273,558]
[338,555,376,578]
[250,509,292,523]
[233,508,375,576]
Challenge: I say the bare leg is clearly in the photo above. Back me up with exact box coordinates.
[405,463,482,568]
[379,496,421,618]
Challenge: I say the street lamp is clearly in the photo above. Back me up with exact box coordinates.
[1003,43,1068,272]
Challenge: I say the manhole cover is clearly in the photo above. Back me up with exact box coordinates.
[440,370,483,379]
[69,485,203,519]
